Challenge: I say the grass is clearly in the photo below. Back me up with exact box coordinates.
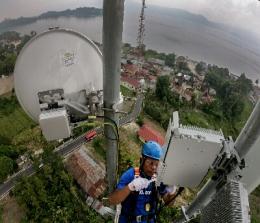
[180,109,229,135]
[250,187,260,223]
[234,97,253,131]
[0,107,35,140]
[0,95,36,141]
[92,136,106,160]
[120,85,135,97]
[178,100,253,139]
[118,126,142,175]
[180,109,214,129]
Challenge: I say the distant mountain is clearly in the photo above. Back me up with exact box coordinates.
[150,5,213,27]
[0,7,102,32]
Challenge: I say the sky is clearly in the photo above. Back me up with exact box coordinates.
[0,0,260,36]
[133,0,260,36]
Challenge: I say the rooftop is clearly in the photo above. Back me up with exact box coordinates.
[66,147,106,198]
[138,124,165,146]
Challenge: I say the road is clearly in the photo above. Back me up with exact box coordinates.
[0,94,143,200]
[119,94,144,125]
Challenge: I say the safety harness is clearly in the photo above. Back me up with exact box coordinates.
[120,167,158,223]
[126,168,184,223]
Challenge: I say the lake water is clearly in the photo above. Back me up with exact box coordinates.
[9,8,260,81]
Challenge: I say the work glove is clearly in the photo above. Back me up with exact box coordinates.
[165,185,178,195]
[128,177,155,191]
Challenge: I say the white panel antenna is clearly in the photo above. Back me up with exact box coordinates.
[158,111,224,187]
[200,179,250,223]
[240,136,260,193]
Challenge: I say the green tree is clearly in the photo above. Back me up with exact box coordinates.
[14,149,105,222]
[165,53,175,68]
[158,52,167,61]
[0,60,4,75]
[145,49,159,59]
[0,156,15,183]
[144,101,162,122]
[16,35,31,54]
[201,99,222,119]
[195,62,206,74]
[3,53,16,74]
[92,137,105,159]
[124,43,131,48]
[156,76,171,99]
[0,31,20,41]
[236,73,253,95]
[178,61,189,71]
[0,135,11,145]
[0,145,19,159]
[136,115,144,126]
[220,81,244,121]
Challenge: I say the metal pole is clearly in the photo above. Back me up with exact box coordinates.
[234,99,260,158]
[103,0,125,193]
[174,180,217,223]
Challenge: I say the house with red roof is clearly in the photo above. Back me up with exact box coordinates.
[123,64,139,76]
[121,76,141,91]
[137,124,165,146]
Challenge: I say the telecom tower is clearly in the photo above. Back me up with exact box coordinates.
[136,0,146,61]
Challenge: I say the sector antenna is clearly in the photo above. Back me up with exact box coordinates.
[14,28,103,140]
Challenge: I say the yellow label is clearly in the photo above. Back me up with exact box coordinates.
[145,203,151,212]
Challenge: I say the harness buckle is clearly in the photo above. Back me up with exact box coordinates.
[136,215,142,222]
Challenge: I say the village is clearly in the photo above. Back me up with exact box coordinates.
[120,44,260,104]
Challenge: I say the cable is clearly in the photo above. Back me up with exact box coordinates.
[95,115,120,141]
[103,122,119,141]
[85,115,120,142]
[87,114,120,180]
[86,115,120,140]
[97,115,119,138]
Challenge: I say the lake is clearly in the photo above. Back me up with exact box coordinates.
[8,6,260,81]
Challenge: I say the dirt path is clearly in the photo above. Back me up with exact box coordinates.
[0,75,14,96]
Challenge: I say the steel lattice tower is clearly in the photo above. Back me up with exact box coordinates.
[136,0,146,59]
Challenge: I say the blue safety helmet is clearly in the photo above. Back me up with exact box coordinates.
[142,141,163,160]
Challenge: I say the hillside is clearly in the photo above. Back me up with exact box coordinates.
[0,7,102,33]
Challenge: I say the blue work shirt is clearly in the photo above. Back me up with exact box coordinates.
[117,167,167,223]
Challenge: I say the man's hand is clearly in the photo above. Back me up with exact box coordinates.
[128,177,155,191]
[166,185,177,195]
[163,185,179,204]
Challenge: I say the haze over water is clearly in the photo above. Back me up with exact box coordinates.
[6,4,260,81]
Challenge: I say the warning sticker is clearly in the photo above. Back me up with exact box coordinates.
[62,52,75,67]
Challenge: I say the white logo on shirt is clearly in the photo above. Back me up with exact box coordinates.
[139,190,152,195]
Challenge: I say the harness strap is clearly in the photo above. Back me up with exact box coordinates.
[134,167,140,178]
[123,167,140,222]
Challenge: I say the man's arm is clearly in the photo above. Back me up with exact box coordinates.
[108,185,131,205]
[109,177,152,205]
